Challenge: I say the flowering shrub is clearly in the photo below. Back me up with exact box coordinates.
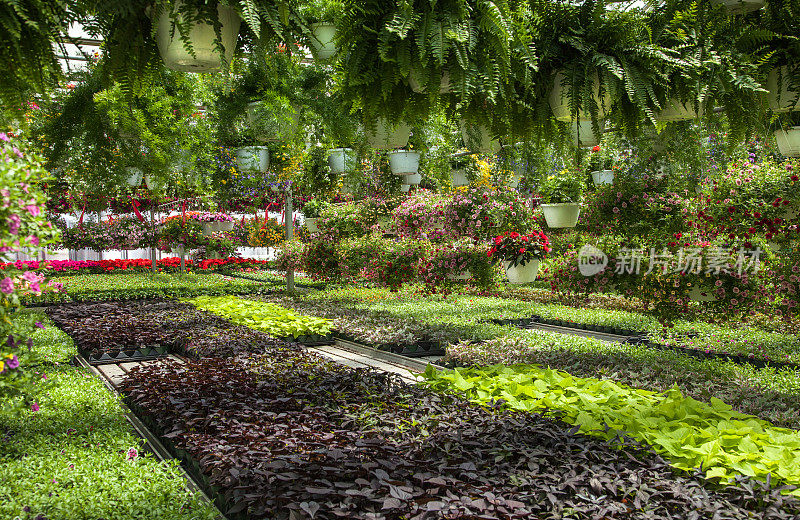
[444,186,534,239]
[488,231,550,267]
[0,134,60,406]
[302,239,340,280]
[547,249,617,302]
[363,238,429,291]
[274,240,305,272]
[419,239,495,293]
[763,246,800,322]
[392,190,447,239]
[318,203,371,240]
[635,241,761,325]
[698,159,800,243]
[581,172,690,238]
[337,236,395,280]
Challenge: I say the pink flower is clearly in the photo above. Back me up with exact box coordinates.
[126,447,138,460]
[25,205,40,217]
[30,402,39,412]
[0,277,14,294]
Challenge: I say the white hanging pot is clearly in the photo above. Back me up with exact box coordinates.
[233,146,270,172]
[569,120,601,148]
[364,119,411,150]
[202,222,220,236]
[400,184,411,193]
[328,148,356,173]
[549,71,612,122]
[591,170,614,185]
[655,99,702,122]
[408,66,452,94]
[340,181,355,195]
[403,173,422,185]
[460,122,500,153]
[450,169,469,187]
[305,217,319,233]
[387,150,421,175]
[125,167,143,187]
[711,0,765,14]
[541,203,581,228]
[775,127,800,157]
[310,23,337,60]
[502,259,540,284]
[767,66,800,113]
[246,101,301,142]
[218,220,234,232]
[155,2,241,73]
[689,285,718,302]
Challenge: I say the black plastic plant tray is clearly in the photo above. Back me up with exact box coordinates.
[379,342,446,358]
[285,333,336,346]
[81,346,170,365]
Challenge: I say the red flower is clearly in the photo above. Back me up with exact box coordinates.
[592,145,600,152]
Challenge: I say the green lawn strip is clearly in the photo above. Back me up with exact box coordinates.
[0,318,218,520]
[186,295,333,339]
[422,362,800,495]
[22,272,272,304]
[446,329,800,430]
[308,285,800,365]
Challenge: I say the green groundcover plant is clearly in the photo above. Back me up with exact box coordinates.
[187,295,332,339]
[0,314,217,520]
[422,364,800,494]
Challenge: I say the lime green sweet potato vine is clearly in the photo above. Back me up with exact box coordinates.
[422,365,800,495]
[187,296,332,339]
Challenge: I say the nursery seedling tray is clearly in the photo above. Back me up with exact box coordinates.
[80,346,171,366]
[333,332,446,358]
[285,333,336,346]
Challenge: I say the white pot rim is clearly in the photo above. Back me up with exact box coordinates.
[540,202,582,207]
[386,149,421,156]
[329,147,353,153]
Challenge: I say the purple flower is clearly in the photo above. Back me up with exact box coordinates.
[5,355,19,370]
[0,277,14,294]
[35,321,44,329]
[30,402,39,412]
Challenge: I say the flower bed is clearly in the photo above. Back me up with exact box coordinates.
[0,316,218,520]
[119,351,795,519]
[187,295,333,341]
[45,299,290,359]
[424,362,800,494]
[443,330,800,430]
[1,257,271,276]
